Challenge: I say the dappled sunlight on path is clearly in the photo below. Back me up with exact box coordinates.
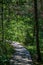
[10,42,33,65]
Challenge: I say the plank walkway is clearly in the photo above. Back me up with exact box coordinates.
[10,42,33,65]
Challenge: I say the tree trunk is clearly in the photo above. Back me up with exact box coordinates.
[34,0,41,62]
[40,0,43,11]
[1,1,4,43]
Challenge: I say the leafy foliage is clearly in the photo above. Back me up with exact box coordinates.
[0,41,14,65]
[0,0,43,65]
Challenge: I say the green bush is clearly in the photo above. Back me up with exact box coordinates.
[0,42,15,65]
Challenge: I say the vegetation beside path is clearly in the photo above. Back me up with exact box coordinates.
[0,41,15,65]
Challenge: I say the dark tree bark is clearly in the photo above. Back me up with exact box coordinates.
[34,0,41,61]
[40,0,43,11]
[1,1,4,43]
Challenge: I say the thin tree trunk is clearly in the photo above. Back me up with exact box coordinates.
[1,1,4,43]
[40,0,43,11]
[34,0,41,61]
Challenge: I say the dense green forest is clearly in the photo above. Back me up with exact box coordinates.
[0,0,43,65]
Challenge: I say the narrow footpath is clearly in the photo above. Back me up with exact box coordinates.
[10,42,33,65]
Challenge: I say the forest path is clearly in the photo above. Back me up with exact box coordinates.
[10,42,33,65]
